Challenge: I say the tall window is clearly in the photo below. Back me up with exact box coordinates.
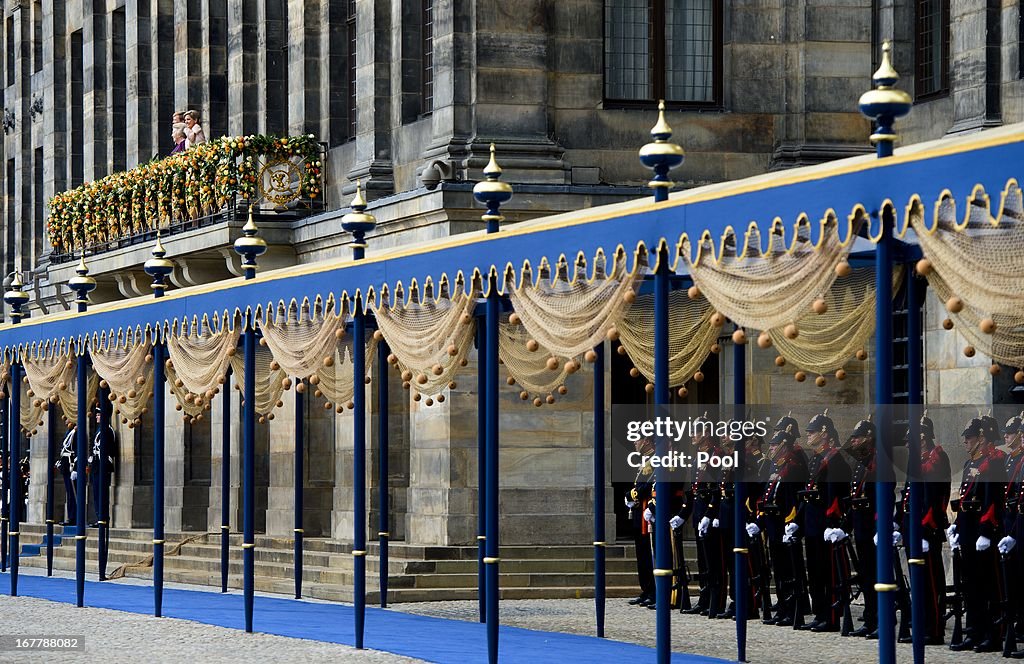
[347,0,357,138]
[422,0,434,114]
[915,0,950,99]
[604,0,722,107]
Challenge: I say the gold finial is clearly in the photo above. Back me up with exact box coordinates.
[483,143,502,178]
[153,229,166,256]
[351,179,367,209]
[873,41,899,86]
[77,254,89,276]
[242,207,258,234]
[651,100,672,138]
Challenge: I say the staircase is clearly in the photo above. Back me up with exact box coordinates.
[13,523,652,604]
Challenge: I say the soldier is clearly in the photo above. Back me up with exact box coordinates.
[88,406,116,527]
[55,423,77,526]
[947,416,1008,652]
[844,418,881,638]
[794,411,850,633]
[684,420,728,618]
[758,416,809,627]
[740,433,772,620]
[896,414,951,645]
[999,414,1024,650]
[626,437,655,607]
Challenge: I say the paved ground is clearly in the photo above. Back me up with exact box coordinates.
[394,598,1010,664]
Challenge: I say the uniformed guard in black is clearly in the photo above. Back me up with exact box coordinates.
[55,423,77,526]
[844,418,881,638]
[896,414,951,645]
[999,414,1024,655]
[88,406,116,527]
[687,420,727,618]
[795,411,850,633]
[947,416,1008,653]
[737,433,772,621]
[758,416,809,627]
[626,438,655,607]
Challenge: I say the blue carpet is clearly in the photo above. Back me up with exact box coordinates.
[3,572,729,663]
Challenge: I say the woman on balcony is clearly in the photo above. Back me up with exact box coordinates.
[170,123,187,155]
[184,109,206,148]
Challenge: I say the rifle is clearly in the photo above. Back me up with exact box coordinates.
[1001,552,1017,657]
[944,546,965,649]
[893,545,912,642]
[749,531,772,622]
[671,528,692,611]
[786,535,807,628]
[830,539,855,635]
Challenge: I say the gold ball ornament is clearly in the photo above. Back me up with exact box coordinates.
[507,376,516,386]
[323,356,335,368]
[461,313,473,325]
[812,299,828,315]
[432,364,444,376]
[645,383,654,394]
[835,261,852,277]
[693,371,705,383]
[448,381,457,389]
[387,353,398,365]
[732,329,747,345]
[946,297,964,314]
[710,343,721,354]
[990,364,1001,376]
[795,371,807,382]
[677,387,688,398]
[425,398,434,407]
[606,326,620,341]
[296,382,307,394]
[783,324,799,340]
[585,350,597,363]
[687,285,701,300]
[373,330,383,341]
[856,349,868,361]
[546,357,559,371]
[526,339,539,352]
[616,345,627,356]
[416,373,428,385]
[401,370,413,382]
[835,369,847,380]
[335,329,345,340]
[623,290,636,304]
[710,313,725,328]
[546,394,556,404]
[916,258,932,276]
[558,385,568,395]
[757,332,772,349]
[815,375,826,387]
[437,394,446,403]
[964,346,976,358]
[447,344,458,357]
[979,318,996,334]
[508,313,521,325]
[1015,370,1024,384]
[533,397,543,407]
[629,367,640,378]
[942,318,954,330]
[520,391,529,400]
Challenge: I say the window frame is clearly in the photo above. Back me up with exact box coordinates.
[421,0,434,116]
[602,0,724,110]
[913,0,951,101]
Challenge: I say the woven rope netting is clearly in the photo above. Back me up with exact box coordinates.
[374,283,477,399]
[166,315,239,405]
[166,364,208,420]
[91,335,154,427]
[684,221,852,332]
[912,187,1024,368]
[617,291,719,386]
[19,373,45,435]
[229,341,287,418]
[506,252,643,359]
[260,298,346,379]
[498,317,575,398]
[22,350,99,427]
[313,335,378,410]
[770,267,903,375]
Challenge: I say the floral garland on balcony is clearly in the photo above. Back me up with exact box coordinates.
[46,133,323,257]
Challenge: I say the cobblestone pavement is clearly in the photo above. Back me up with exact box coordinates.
[394,598,1009,664]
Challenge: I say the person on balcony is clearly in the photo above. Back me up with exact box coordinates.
[184,110,206,148]
[170,123,187,155]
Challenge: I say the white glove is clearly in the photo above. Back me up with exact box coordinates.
[782,532,794,544]
[823,527,835,542]
[745,522,760,538]
[643,508,653,523]
[948,533,960,550]
[71,471,77,481]
[625,497,636,509]
[711,518,720,529]
[998,536,1017,554]
[833,528,848,542]
[976,535,991,551]
[784,522,799,539]
[698,516,711,537]
[873,533,878,546]
[945,525,957,540]
[892,531,903,547]
[669,515,683,530]
[922,539,930,553]
[88,455,94,464]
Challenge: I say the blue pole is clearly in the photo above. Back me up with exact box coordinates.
[153,341,166,616]
[243,319,256,632]
[377,338,390,608]
[9,361,21,596]
[905,274,924,664]
[485,272,500,664]
[98,386,111,580]
[734,338,747,662]
[46,402,55,575]
[477,324,487,623]
[294,378,304,599]
[653,243,671,664]
[593,343,606,637]
[354,300,367,648]
[875,207,895,664]
[1,388,7,573]
[221,369,231,592]
[75,350,87,607]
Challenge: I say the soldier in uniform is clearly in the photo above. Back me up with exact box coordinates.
[896,414,951,645]
[55,423,78,526]
[947,416,1008,652]
[739,433,772,620]
[844,418,881,638]
[684,420,728,618]
[626,437,655,607]
[794,411,850,633]
[88,406,116,527]
[999,414,1024,648]
[758,416,809,626]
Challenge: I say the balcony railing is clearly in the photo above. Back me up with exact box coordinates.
[47,134,327,264]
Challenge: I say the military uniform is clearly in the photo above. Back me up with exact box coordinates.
[736,435,772,620]
[796,412,850,633]
[88,418,116,527]
[758,417,809,626]
[999,415,1024,646]
[948,416,1007,652]
[55,426,77,526]
[679,428,727,617]
[626,460,655,606]
[845,418,881,638]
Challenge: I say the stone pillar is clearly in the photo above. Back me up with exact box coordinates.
[174,0,203,114]
[347,0,394,196]
[317,0,350,147]
[332,400,368,543]
[42,0,69,263]
[163,379,185,532]
[202,0,228,140]
[152,0,174,156]
[27,418,49,524]
[226,0,258,136]
[125,1,152,167]
[107,7,127,173]
[948,0,1002,133]
[207,373,241,531]
[265,389,295,536]
[82,0,107,182]
[287,0,321,136]
[11,3,32,272]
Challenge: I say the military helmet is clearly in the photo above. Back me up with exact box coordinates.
[903,414,935,442]
[1003,414,1024,436]
[982,415,1000,441]
[807,411,838,442]
[850,418,876,439]
[769,428,796,447]
[961,416,988,439]
[773,414,800,438]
